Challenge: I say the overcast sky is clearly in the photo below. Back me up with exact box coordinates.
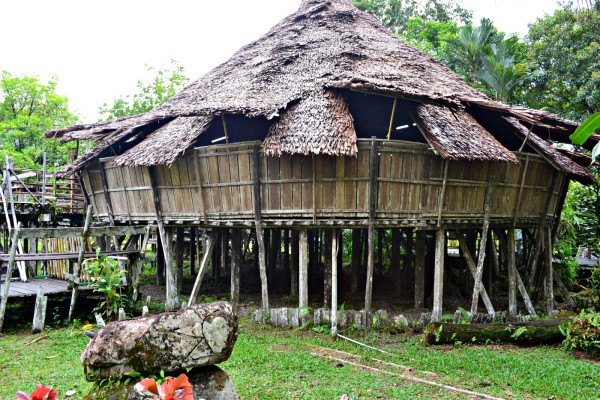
[0,0,562,122]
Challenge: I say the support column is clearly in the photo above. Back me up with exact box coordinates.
[176,227,185,291]
[364,224,375,325]
[432,228,445,322]
[351,229,361,294]
[545,226,554,315]
[299,228,308,308]
[253,146,269,310]
[507,229,517,317]
[323,230,332,308]
[230,229,241,306]
[331,229,338,337]
[414,231,426,309]
[290,230,299,295]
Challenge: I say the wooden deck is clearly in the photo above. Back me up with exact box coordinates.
[0,277,87,299]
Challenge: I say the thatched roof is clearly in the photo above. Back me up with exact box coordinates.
[45,0,593,184]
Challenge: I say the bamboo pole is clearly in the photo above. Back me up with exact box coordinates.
[545,226,554,315]
[386,98,398,140]
[507,229,517,317]
[470,166,494,316]
[456,231,494,315]
[0,222,21,332]
[365,224,375,326]
[188,230,218,306]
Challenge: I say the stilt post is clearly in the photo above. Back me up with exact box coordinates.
[331,229,338,337]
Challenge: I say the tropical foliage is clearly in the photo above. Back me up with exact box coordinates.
[99,60,188,120]
[0,72,78,169]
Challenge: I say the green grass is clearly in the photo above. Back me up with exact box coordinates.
[1,319,598,399]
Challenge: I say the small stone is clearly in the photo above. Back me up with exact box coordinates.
[65,390,77,397]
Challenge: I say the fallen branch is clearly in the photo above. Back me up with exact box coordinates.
[24,335,47,347]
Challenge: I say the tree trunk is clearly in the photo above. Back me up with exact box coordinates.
[423,318,571,345]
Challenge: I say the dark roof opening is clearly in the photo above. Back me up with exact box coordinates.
[194,114,271,147]
[468,107,536,154]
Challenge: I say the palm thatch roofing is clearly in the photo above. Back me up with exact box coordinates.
[45,0,594,184]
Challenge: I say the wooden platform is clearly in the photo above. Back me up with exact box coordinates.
[0,277,88,299]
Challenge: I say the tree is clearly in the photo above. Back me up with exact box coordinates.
[99,60,188,120]
[0,71,78,169]
[353,0,470,35]
[525,2,600,121]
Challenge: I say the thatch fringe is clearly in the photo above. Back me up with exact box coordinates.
[504,117,594,184]
[409,103,519,164]
[112,115,213,167]
[263,90,357,156]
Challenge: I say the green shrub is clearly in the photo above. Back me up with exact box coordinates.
[560,309,600,355]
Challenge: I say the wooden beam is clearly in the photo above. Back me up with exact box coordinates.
[188,229,218,306]
[0,222,21,332]
[18,225,156,240]
[437,161,449,227]
[432,228,445,322]
[470,166,494,316]
[299,228,309,308]
[290,229,299,295]
[132,225,152,303]
[386,98,398,140]
[456,230,494,315]
[511,156,529,226]
[331,229,338,337]
[323,230,332,308]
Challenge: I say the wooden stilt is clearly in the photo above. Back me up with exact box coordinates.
[290,230,299,295]
[331,229,338,337]
[132,225,151,303]
[253,146,269,311]
[391,228,401,292]
[456,231,494,315]
[470,166,494,315]
[299,228,309,308]
[507,229,517,317]
[32,286,47,333]
[432,228,445,322]
[364,224,375,325]
[188,229,218,306]
[415,231,426,309]
[149,166,178,311]
[68,205,92,321]
[160,225,179,311]
[323,230,332,308]
[255,223,269,310]
[545,227,554,315]
[0,222,21,332]
[230,229,241,305]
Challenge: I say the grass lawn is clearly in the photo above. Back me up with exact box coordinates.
[0,318,598,399]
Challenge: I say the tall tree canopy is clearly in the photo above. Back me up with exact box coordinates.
[353,0,471,34]
[0,71,78,169]
[525,2,600,121]
[99,61,188,120]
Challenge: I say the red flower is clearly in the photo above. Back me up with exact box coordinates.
[134,374,194,400]
[15,385,58,400]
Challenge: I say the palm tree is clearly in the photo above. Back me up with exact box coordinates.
[444,18,495,85]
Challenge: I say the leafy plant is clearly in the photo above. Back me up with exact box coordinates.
[83,249,128,320]
[15,385,58,400]
[570,112,600,162]
[134,373,194,400]
[560,309,600,355]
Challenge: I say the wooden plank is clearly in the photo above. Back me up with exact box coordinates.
[301,156,313,212]
[217,153,232,212]
[345,155,358,213]
[322,156,335,211]
[207,151,222,212]
[238,150,253,212]
[378,151,391,211]
[18,225,156,240]
[280,156,293,211]
[335,157,346,211]
[267,156,281,212]
[228,150,241,212]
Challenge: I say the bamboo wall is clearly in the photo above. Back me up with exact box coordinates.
[82,139,564,228]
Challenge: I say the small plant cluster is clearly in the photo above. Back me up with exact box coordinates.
[560,309,600,355]
[83,249,129,320]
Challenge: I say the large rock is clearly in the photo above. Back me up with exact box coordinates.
[81,301,238,381]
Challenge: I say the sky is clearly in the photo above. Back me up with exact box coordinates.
[0,0,563,122]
